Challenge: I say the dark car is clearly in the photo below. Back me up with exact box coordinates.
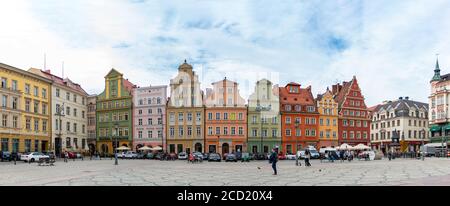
[146,153,155,159]
[1,151,11,161]
[202,153,209,160]
[254,153,267,160]
[136,153,146,159]
[241,153,251,162]
[225,154,238,162]
[235,152,242,160]
[208,153,221,162]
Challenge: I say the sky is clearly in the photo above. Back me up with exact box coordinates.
[1,0,450,106]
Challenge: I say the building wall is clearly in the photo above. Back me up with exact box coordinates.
[50,84,88,154]
[96,69,134,154]
[317,90,339,148]
[133,85,167,150]
[336,78,371,146]
[247,79,281,154]
[87,95,96,151]
[0,63,52,153]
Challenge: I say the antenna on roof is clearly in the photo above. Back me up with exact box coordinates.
[62,61,64,78]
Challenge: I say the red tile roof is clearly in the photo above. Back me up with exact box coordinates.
[279,83,315,106]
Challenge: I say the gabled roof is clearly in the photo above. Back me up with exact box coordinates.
[28,68,88,95]
[371,98,428,114]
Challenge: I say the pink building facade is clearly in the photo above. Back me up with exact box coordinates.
[133,85,167,150]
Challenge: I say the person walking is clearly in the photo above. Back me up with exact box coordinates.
[269,148,278,175]
[304,149,311,167]
[64,151,68,163]
[12,152,17,165]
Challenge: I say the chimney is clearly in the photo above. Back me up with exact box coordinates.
[399,97,403,100]
[405,96,409,100]
[45,69,51,74]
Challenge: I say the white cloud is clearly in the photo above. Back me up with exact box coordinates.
[1,0,450,105]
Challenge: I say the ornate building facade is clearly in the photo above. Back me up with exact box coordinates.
[167,61,204,154]
[316,88,339,147]
[204,78,247,155]
[247,79,281,154]
[96,69,135,155]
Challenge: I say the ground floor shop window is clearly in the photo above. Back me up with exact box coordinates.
[34,140,39,152]
[177,144,183,153]
[25,139,31,152]
[12,139,19,152]
[169,144,175,153]
[1,138,8,151]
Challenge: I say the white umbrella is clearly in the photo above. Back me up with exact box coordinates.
[116,146,130,151]
[339,143,353,150]
[138,146,152,151]
[355,144,370,150]
[150,146,163,151]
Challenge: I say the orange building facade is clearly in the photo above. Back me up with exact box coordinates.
[279,83,320,154]
[204,78,247,155]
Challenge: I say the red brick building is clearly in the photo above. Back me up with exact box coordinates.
[331,76,370,146]
[279,82,320,154]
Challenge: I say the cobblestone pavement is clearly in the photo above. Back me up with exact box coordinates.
[1,158,449,186]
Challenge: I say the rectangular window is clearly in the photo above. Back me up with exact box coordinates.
[170,113,174,122]
[252,129,257,137]
[34,119,39,131]
[208,127,213,135]
[286,129,291,136]
[12,97,18,110]
[187,113,192,121]
[196,126,201,136]
[188,127,192,136]
[196,112,201,121]
[42,120,47,132]
[238,113,243,120]
[74,123,77,133]
[285,117,291,124]
[34,140,39,152]
[1,138,9,152]
[179,126,184,136]
[224,113,228,120]
[26,118,31,130]
[25,84,30,94]
[25,99,30,112]
[272,129,277,137]
[296,129,301,137]
[2,114,7,127]
[42,88,47,99]
[208,113,213,120]
[252,116,257,124]
[66,122,70,132]
[13,116,18,128]
[148,118,153,125]
[34,86,39,97]
[138,131,143,138]
[25,139,31,152]
[178,113,184,122]
[66,92,70,100]
[223,127,228,135]
[2,95,7,108]
[216,127,220,135]
[216,113,220,120]
[170,127,174,137]
[12,80,17,91]
[231,127,236,135]
[238,127,243,135]
[148,130,153,138]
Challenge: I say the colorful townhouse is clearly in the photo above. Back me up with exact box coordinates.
[247,79,281,154]
[87,95,96,153]
[167,60,204,154]
[316,87,339,147]
[279,82,319,153]
[29,68,89,157]
[96,69,135,155]
[331,76,370,146]
[133,85,167,151]
[204,78,247,155]
[0,63,52,153]
[429,58,450,148]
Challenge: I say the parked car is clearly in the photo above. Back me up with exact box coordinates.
[253,153,267,160]
[193,152,204,162]
[136,153,146,159]
[146,153,154,159]
[278,152,286,160]
[285,153,297,160]
[241,153,251,162]
[208,153,221,162]
[168,153,177,160]
[235,152,242,160]
[178,152,188,160]
[202,153,209,160]
[1,151,11,161]
[222,153,228,160]
[225,154,238,162]
[20,152,49,162]
[124,151,138,159]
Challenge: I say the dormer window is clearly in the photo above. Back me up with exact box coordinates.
[289,86,299,93]
[295,105,301,111]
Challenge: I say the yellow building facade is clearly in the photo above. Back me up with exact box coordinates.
[0,63,52,153]
[316,88,339,147]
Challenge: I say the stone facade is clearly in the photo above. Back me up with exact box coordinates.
[370,97,429,153]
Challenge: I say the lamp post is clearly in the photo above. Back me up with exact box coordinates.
[295,119,300,166]
[114,122,118,165]
[161,112,164,153]
[421,129,425,161]
[217,136,220,154]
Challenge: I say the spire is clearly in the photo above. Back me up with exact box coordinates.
[432,54,441,82]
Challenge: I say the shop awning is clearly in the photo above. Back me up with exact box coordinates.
[445,125,450,130]
[430,125,441,132]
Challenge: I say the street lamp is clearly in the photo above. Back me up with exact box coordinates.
[421,129,425,161]
[295,119,300,166]
[217,136,220,154]
[161,112,164,153]
[114,122,119,165]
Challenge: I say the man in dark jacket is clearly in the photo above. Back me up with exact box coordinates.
[269,148,278,175]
